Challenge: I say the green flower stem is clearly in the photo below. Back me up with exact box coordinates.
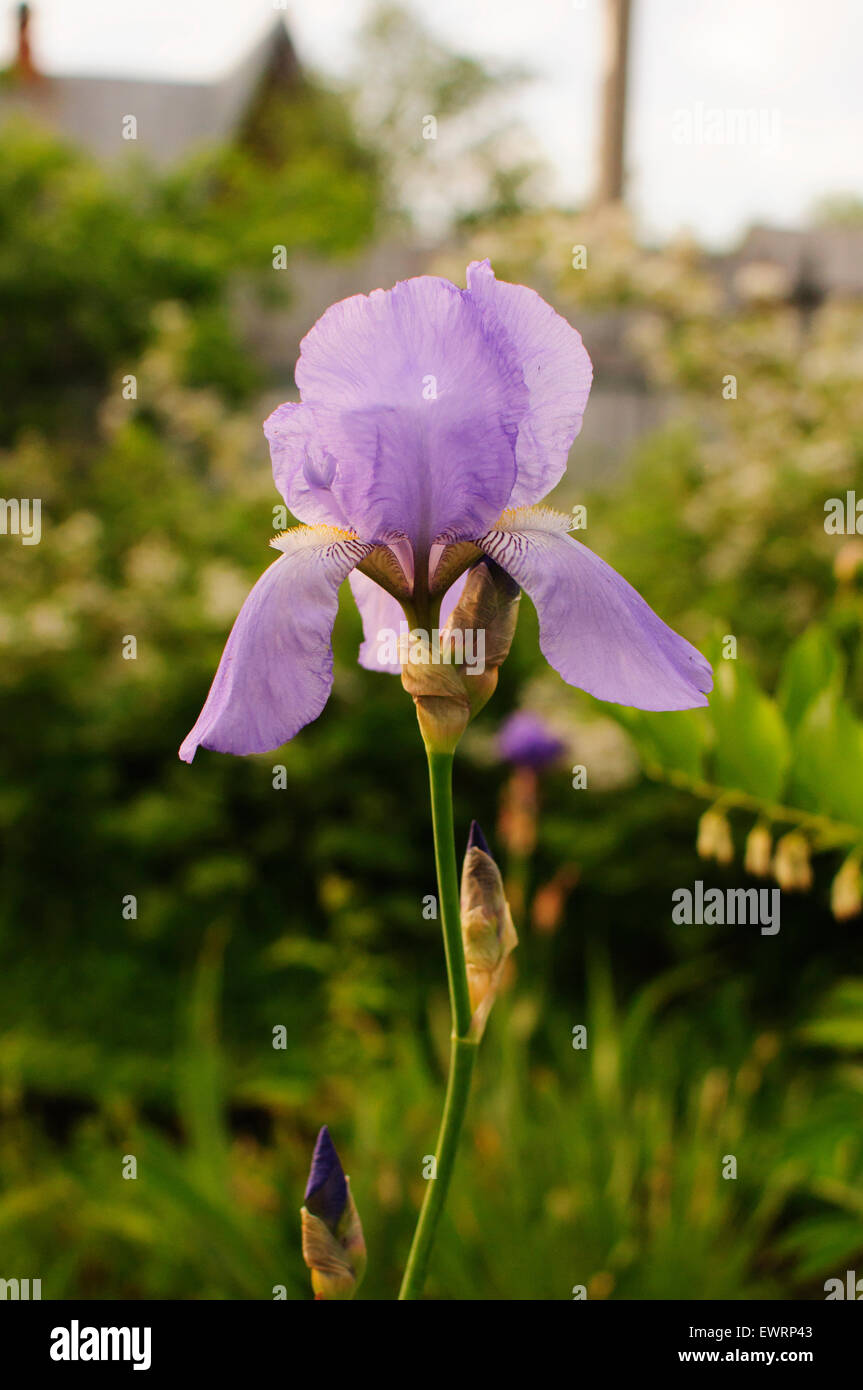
[398,749,478,1300]
[426,751,472,1036]
[398,1035,477,1300]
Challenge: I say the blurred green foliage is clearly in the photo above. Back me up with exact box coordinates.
[0,78,379,441]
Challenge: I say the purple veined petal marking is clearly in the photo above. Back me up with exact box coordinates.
[304,1125,348,1231]
[477,507,713,712]
[498,710,567,770]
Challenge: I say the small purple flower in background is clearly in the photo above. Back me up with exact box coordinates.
[301,1125,366,1300]
[498,710,566,771]
[180,259,711,762]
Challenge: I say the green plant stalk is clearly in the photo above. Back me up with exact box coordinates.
[398,749,478,1300]
[646,764,863,851]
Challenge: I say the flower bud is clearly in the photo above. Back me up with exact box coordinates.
[831,855,862,921]
[447,559,520,719]
[697,808,733,865]
[460,821,518,1038]
[301,1126,366,1300]
[744,822,772,877]
[401,560,520,752]
[772,831,813,891]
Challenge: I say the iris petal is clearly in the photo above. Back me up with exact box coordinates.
[264,402,349,529]
[348,569,406,673]
[477,508,712,711]
[466,259,593,509]
[285,275,528,547]
[179,526,371,760]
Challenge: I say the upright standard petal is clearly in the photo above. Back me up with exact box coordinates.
[290,276,528,548]
[477,508,712,711]
[466,259,593,509]
[179,526,371,761]
[263,402,350,530]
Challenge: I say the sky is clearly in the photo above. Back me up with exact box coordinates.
[2,0,861,246]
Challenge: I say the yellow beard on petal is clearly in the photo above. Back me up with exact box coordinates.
[491,504,577,535]
[270,522,363,554]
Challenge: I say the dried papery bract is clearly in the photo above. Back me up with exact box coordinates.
[401,559,521,753]
[447,558,521,718]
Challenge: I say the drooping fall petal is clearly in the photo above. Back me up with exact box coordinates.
[477,507,712,711]
[179,526,371,760]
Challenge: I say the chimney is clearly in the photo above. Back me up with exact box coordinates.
[15,3,39,82]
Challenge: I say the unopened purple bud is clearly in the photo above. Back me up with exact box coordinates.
[304,1125,348,1230]
[301,1126,366,1300]
[467,820,490,855]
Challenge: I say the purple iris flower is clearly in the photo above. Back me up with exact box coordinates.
[180,260,711,761]
[304,1125,348,1230]
[498,710,566,771]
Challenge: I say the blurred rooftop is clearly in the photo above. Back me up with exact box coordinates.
[0,5,300,164]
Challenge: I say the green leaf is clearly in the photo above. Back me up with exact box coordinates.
[176,923,231,1197]
[799,978,863,1050]
[777,626,844,730]
[789,691,863,827]
[710,660,790,801]
[776,1216,863,1281]
[614,707,710,782]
